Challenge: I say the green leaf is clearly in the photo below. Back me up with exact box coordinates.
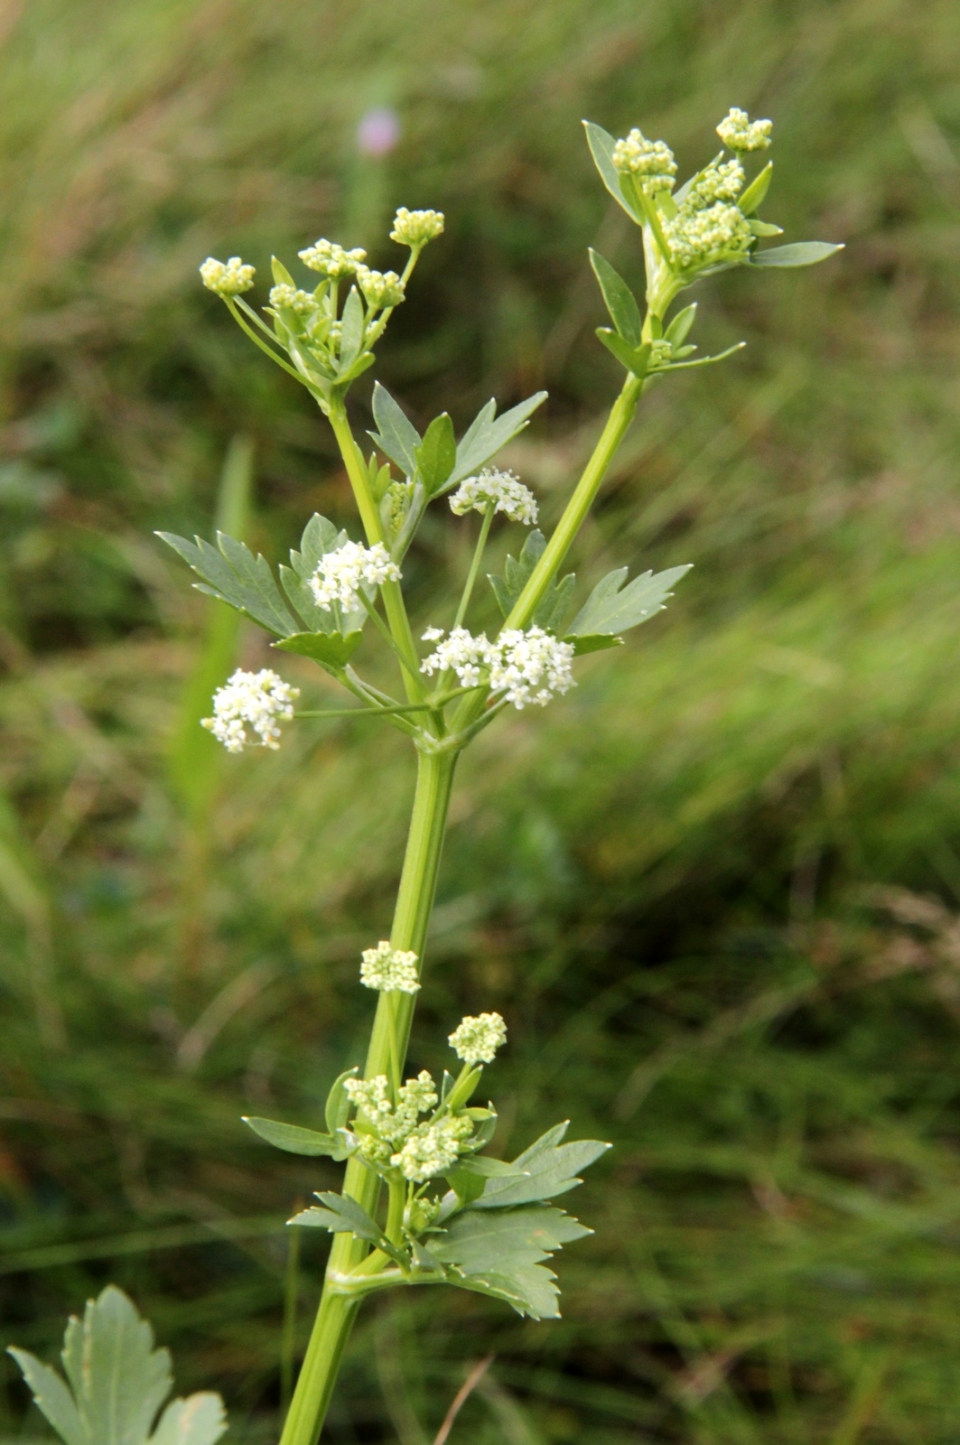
[325,1066,359,1135]
[414,413,457,494]
[488,530,574,632]
[150,1396,228,1445]
[568,564,691,639]
[271,256,296,288]
[595,330,652,379]
[445,1167,486,1206]
[738,160,773,216]
[242,1116,344,1157]
[588,250,641,347]
[290,1192,403,1260]
[664,303,697,347]
[337,288,364,372]
[447,392,548,490]
[582,121,641,222]
[472,1122,610,1209]
[430,1205,591,1319]
[369,382,422,477]
[8,1287,226,1445]
[749,219,783,237]
[336,351,377,386]
[273,631,363,671]
[749,241,843,268]
[157,531,298,637]
[567,633,624,657]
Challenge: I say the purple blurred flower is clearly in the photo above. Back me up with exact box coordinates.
[357,107,401,158]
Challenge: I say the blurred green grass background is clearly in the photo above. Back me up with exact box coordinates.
[2,0,960,1440]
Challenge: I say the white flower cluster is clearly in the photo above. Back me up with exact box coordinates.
[344,1070,472,1182]
[611,129,678,194]
[449,469,538,525]
[360,940,420,994]
[201,668,299,753]
[298,238,367,278]
[269,284,319,316]
[420,626,576,708]
[716,107,773,152]
[687,158,745,208]
[449,1011,507,1064]
[199,256,256,296]
[663,200,753,269]
[355,265,405,310]
[390,207,445,248]
[309,541,401,612]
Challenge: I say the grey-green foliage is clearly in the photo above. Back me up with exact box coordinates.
[567,563,692,650]
[489,530,575,632]
[157,514,365,673]
[8,1286,226,1445]
[428,1206,591,1320]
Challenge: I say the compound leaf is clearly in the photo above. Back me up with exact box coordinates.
[157,531,298,637]
[488,529,574,632]
[568,564,691,639]
[369,382,422,477]
[749,241,843,268]
[589,250,641,347]
[447,392,548,490]
[8,1286,227,1445]
[273,631,363,671]
[472,1122,610,1209]
[430,1205,591,1319]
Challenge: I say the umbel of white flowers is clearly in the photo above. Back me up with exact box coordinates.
[449,1011,508,1064]
[202,669,299,753]
[421,626,575,709]
[449,469,539,525]
[360,941,420,994]
[309,540,401,612]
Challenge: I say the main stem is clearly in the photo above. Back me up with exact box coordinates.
[279,744,458,1445]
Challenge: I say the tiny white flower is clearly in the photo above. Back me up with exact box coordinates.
[716,107,772,153]
[449,1011,508,1065]
[391,1115,471,1182]
[200,256,255,296]
[298,238,367,278]
[611,129,678,193]
[201,668,299,753]
[421,626,445,642]
[309,540,401,612]
[449,469,538,525]
[345,1070,439,1145]
[686,158,745,209]
[489,627,576,710]
[360,940,420,994]
[390,207,445,248]
[355,265,405,310]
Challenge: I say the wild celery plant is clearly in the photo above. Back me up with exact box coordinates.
[9,109,839,1445]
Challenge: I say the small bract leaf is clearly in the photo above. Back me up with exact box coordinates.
[369,382,422,477]
[749,241,843,268]
[447,392,548,490]
[582,121,642,222]
[337,288,364,372]
[273,630,363,671]
[415,413,457,494]
[738,160,773,216]
[595,330,652,379]
[325,1066,360,1135]
[664,303,697,347]
[589,250,641,347]
[242,1117,342,1157]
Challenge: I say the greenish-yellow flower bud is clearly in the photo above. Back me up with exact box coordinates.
[716,107,772,152]
[199,256,255,296]
[390,207,445,248]
[611,129,678,194]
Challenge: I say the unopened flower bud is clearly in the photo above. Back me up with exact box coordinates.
[200,256,255,296]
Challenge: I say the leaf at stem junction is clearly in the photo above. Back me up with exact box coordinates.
[596,330,652,379]
[471,1121,610,1209]
[369,382,422,477]
[325,1066,359,1135]
[749,241,843,268]
[415,413,457,494]
[242,1116,351,1159]
[567,564,691,640]
[273,631,363,670]
[582,121,643,222]
[337,288,364,373]
[429,1205,591,1319]
[445,392,548,491]
[8,1286,227,1445]
[589,249,642,347]
[488,530,575,632]
[738,161,773,216]
[157,531,298,637]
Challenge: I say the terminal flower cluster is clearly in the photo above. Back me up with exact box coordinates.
[664,200,753,269]
[448,1011,507,1064]
[298,239,368,279]
[449,469,538,525]
[309,541,401,612]
[202,668,299,753]
[390,207,445,249]
[611,128,678,194]
[199,256,256,296]
[716,106,773,152]
[421,626,576,708]
[344,1071,473,1183]
[360,940,420,994]
[355,265,405,310]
